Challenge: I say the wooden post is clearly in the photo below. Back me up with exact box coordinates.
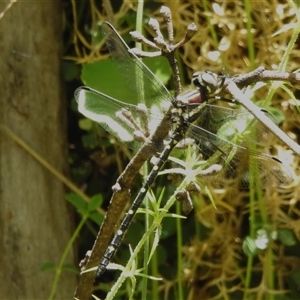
[0,1,76,298]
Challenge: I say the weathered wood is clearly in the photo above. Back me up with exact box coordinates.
[0,1,76,298]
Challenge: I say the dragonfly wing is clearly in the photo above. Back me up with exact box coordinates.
[101,22,172,114]
[186,119,293,188]
[195,104,277,146]
[75,86,155,149]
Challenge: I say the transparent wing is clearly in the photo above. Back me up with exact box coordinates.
[101,22,172,112]
[75,86,168,150]
[186,105,293,188]
[193,105,277,145]
[76,80,292,188]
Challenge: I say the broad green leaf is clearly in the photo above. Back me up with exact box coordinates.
[79,118,93,131]
[143,56,171,86]
[288,268,300,299]
[62,60,80,81]
[81,60,134,105]
[40,262,56,271]
[243,236,258,256]
[65,193,86,213]
[87,194,103,212]
[81,133,98,149]
[89,211,104,225]
[80,56,171,106]
[277,228,297,246]
[62,264,80,274]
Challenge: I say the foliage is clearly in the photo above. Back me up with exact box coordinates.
[60,1,300,299]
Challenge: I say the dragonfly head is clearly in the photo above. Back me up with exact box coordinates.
[192,71,226,98]
[176,71,225,105]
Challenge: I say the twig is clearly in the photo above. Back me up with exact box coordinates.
[74,112,173,300]
[224,78,300,156]
[160,6,174,43]
[130,11,198,96]
[221,66,300,90]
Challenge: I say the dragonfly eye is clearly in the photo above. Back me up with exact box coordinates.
[192,71,222,95]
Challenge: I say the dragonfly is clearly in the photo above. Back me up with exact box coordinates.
[75,22,292,277]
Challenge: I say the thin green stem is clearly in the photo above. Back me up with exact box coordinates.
[266,245,275,300]
[264,2,300,106]
[150,244,159,299]
[48,215,88,300]
[243,125,265,299]
[135,3,149,300]
[278,1,300,72]
[176,201,184,300]
[243,0,255,69]
[202,0,219,45]
[135,1,144,48]
[105,178,190,300]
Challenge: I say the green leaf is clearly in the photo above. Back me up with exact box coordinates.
[40,262,56,271]
[143,56,171,86]
[89,211,104,225]
[81,60,134,105]
[288,268,300,298]
[65,193,86,213]
[80,56,171,106]
[243,236,258,256]
[90,23,103,45]
[117,12,137,29]
[81,133,98,149]
[148,227,161,264]
[255,100,285,124]
[277,228,297,246]
[267,107,286,124]
[203,184,216,209]
[87,194,103,212]
[62,264,80,274]
[62,60,80,81]
[78,118,93,131]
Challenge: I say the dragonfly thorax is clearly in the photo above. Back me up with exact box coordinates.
[176,89,205,104]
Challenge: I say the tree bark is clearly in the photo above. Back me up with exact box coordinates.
[0,1,76,298]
